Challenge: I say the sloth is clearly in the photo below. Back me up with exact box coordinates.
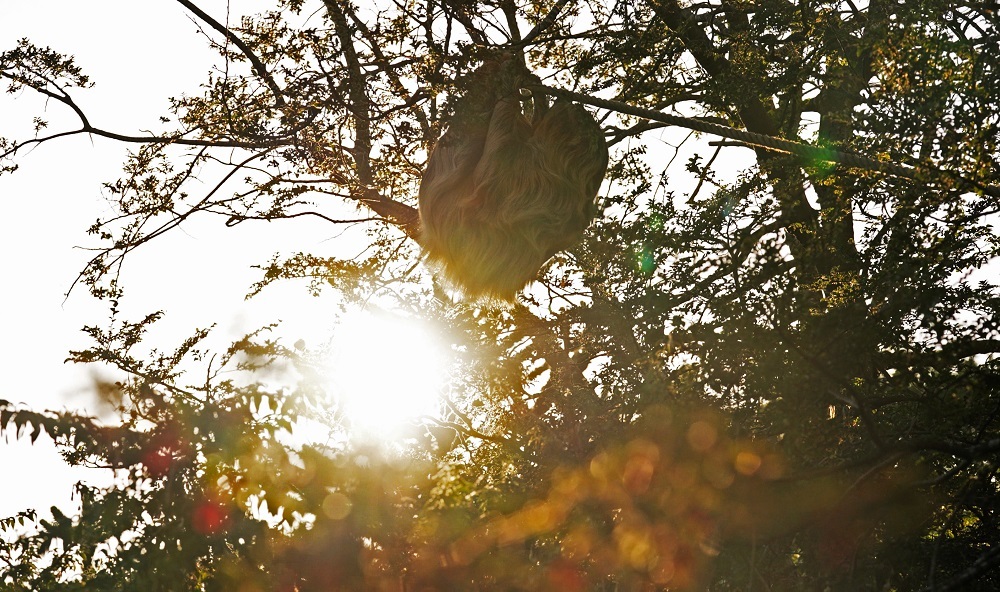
[417,58,609,301]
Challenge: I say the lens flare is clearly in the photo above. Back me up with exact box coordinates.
[327,310,447,437]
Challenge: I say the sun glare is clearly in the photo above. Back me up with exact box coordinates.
[327,310,448,437]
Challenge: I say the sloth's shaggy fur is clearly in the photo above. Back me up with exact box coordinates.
[418,59,608,301]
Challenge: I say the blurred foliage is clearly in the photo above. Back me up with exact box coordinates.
[2,0,1000,590]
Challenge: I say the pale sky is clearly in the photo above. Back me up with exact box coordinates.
[0,0,339,518]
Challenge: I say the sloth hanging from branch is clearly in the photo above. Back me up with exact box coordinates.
[418,56,609,301]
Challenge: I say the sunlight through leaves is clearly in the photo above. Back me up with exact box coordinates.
[326,310,448,438]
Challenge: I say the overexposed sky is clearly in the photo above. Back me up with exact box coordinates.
[0,0,339,517]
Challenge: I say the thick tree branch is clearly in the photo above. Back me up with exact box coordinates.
[175,0,287,108]
[516,0,575,47]
[356,188,419,237]
[647,0,819,262]
[325,0,374,186]
[438,0,487,45]
[323,0,419,237]
[922,546,1000,592]
[648,0,780,139]
[344,8,431,135]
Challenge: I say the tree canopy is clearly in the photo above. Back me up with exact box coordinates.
[2,1,1000,590]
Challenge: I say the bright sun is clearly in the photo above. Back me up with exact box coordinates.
[326,310,448,437]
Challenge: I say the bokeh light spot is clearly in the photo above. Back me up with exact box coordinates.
[686,421,717,452]
[192,501,229,535]
[322,491,352,520]
[735,451,763,476]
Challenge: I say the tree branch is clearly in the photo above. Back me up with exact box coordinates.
[175,0,286,108]
[325,0,374,185]
[922,546,1000,592]
[2,126,288,161]
[516,0,575,47]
